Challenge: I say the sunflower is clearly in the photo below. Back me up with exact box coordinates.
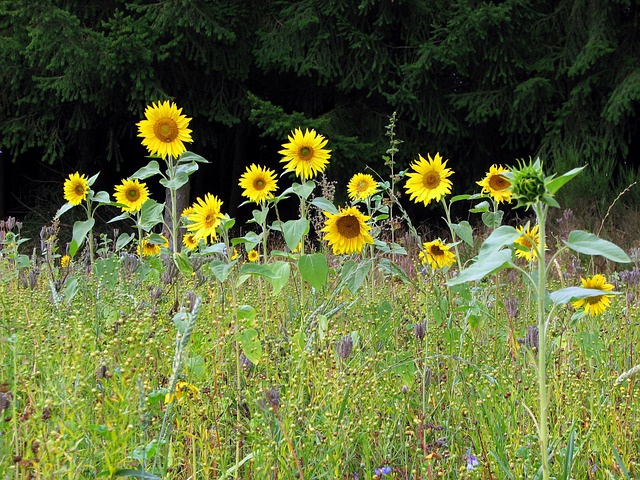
[347,173,379,201]
[248,249,259,262]
[165,380,200,404]
[185,193,224,242]
[137,100,193,159]
[419,239,456,270]
[137,238,161,256]
[476,165,512,204]
[321,206,374,255]
[279,128,331,180]
[239,164,278,203]
[404,153,454,206]
[183,233,199,251]
[572,274,615,316]
[114,178,149,213]
[514,224,542,262]
[63,172,89,205]
[231,248,239,260]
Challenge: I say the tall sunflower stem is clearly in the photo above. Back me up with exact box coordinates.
[441,199,463,271]
[167,154,180,253]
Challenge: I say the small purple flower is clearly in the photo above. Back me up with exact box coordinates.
[374,466,392,476]
[466,449,480,471]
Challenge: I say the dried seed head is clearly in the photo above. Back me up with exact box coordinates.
[504,297,519,320]
[265,387,280,409]
[414,322,426,341]
[336,335,354,360]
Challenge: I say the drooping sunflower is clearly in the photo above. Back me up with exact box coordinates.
[321,206,374,255]
[404,153,454,206]
[183,233,199,251]
[419,239,456,270]
[137,100,193,159]
[164,380,200,404]
[476,164,512,204]
[239,164,278,203]
[185,193,224,242]
[572,274,615,316]
[114,178,149,213]
[63,172,89,205]
[514,224,542,262]
[137,238,161,256]
[247,249,259,262]
[279,128,331,180]
[347,173,379,201]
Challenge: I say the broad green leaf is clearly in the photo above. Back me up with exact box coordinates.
[482,210,504,228]
[131,161,161,180]
[310,196,338,214]
[108,211,130,223]
[267,261,290,294]
[54,202,75,219]
[549,286,622,305]
[282,218,309,251]
[564,230,631,263]
[92,191,111,204]
[469,200,490,213]
[446,249,513,286]
[175,161,199,176]
[451,220,474,246]
[209,259,233,282]
[159,171,189,190]
[298,253,329,290]
[237,304,257,321]
[251,206,268,226]
[70,218,95,257]
[478,225,521,258]
[289,181,315,199]
[63,277,79,305]
[173,251,193,275]
[87,172,100,186]
[239,263,280,279]
[231,231,262,252]
[546,166,586,194]
[377,258,410,283]
[172,311,192,333]
[178,151,209,163]
[115,233,134,251]
[139,200,165,231]
[340,259,371,294]
[236,328,262,364]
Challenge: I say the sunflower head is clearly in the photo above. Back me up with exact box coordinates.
[279,128,331,181]
[114,178,150,213]
[185,193,224,242]
[137,100,193,159]
[419,239,456,270]
[572,274,615,316]
[137,238,161,256]
[63,172,90,205]
[477,165,512,204]
[507,158,555,209]
[183,233,199,251]
[247,249,259,262]
[239,164,279,203]
[514,224,543,262]
[404,153,454,206]
[347,173,379,201]
[320,206,374,255]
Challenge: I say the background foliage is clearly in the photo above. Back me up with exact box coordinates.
[1,0,639,222]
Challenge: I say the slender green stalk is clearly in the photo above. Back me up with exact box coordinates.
[166,154,179,253]
[441,199,463,271]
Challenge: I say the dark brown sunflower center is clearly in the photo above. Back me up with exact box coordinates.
[299,146,314,161]
[154,118,179,142]
[585,295,603,305]
[422,171,440,189]
[520,237,533,249]
[429,245,444,257]
[127,188,140,200]
[489,174,510,190]
[336,215,361,239]
[253,178,266,190]
[74,184,85,195]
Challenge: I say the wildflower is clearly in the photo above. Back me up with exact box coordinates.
[114,178,149,213]
[182,233,198,251]
[164,380,199,404]
[248,249,259,262]
[185,193,224,242]
[321,206,374,255]
[137,100,193,159]
[63,172,89,205]
[404,152,453,206]
[476,164,512,204]
[514,224,542,262]
[419,239,456,270]
[336,335,354,360]
[60,255,71,269]
[279,128,331,180]
[347,173,379,201]
[465,449,480,471]
[137,236,168,256]
[231,248,239,260]
[572,274,615,316]
[239,164,278,203]
[374,466,392,476]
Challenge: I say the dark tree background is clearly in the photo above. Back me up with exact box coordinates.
[1,0,639,229]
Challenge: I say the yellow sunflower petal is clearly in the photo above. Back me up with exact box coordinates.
[320,206,374,255]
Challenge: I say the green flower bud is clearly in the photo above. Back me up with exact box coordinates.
[507,158,557,209]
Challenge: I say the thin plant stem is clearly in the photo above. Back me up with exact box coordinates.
[441,199,463,271]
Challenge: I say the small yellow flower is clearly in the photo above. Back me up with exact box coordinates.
[114,178,150,213]
[183,233,198,251]
[231,248,239,260]
[239,164,278,203]
[419,239,456,270]
[248,250,259,262]
[137,100,193,159]
[572,274,615,316]
[321,206,374,255]
[347,173,379,201]
[279,128,331,181]
[404,153,454,206]
[137,236,168,256]
[60,255,71,268]
[514,224,542,262]
[63,172,89,205]
[164,380,200,404]
[476,165,512,204]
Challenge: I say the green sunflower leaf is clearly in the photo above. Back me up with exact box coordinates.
[564,230,631,263]
[131,161,161,180]
[549,286,622,305]
[298,253,329,290]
